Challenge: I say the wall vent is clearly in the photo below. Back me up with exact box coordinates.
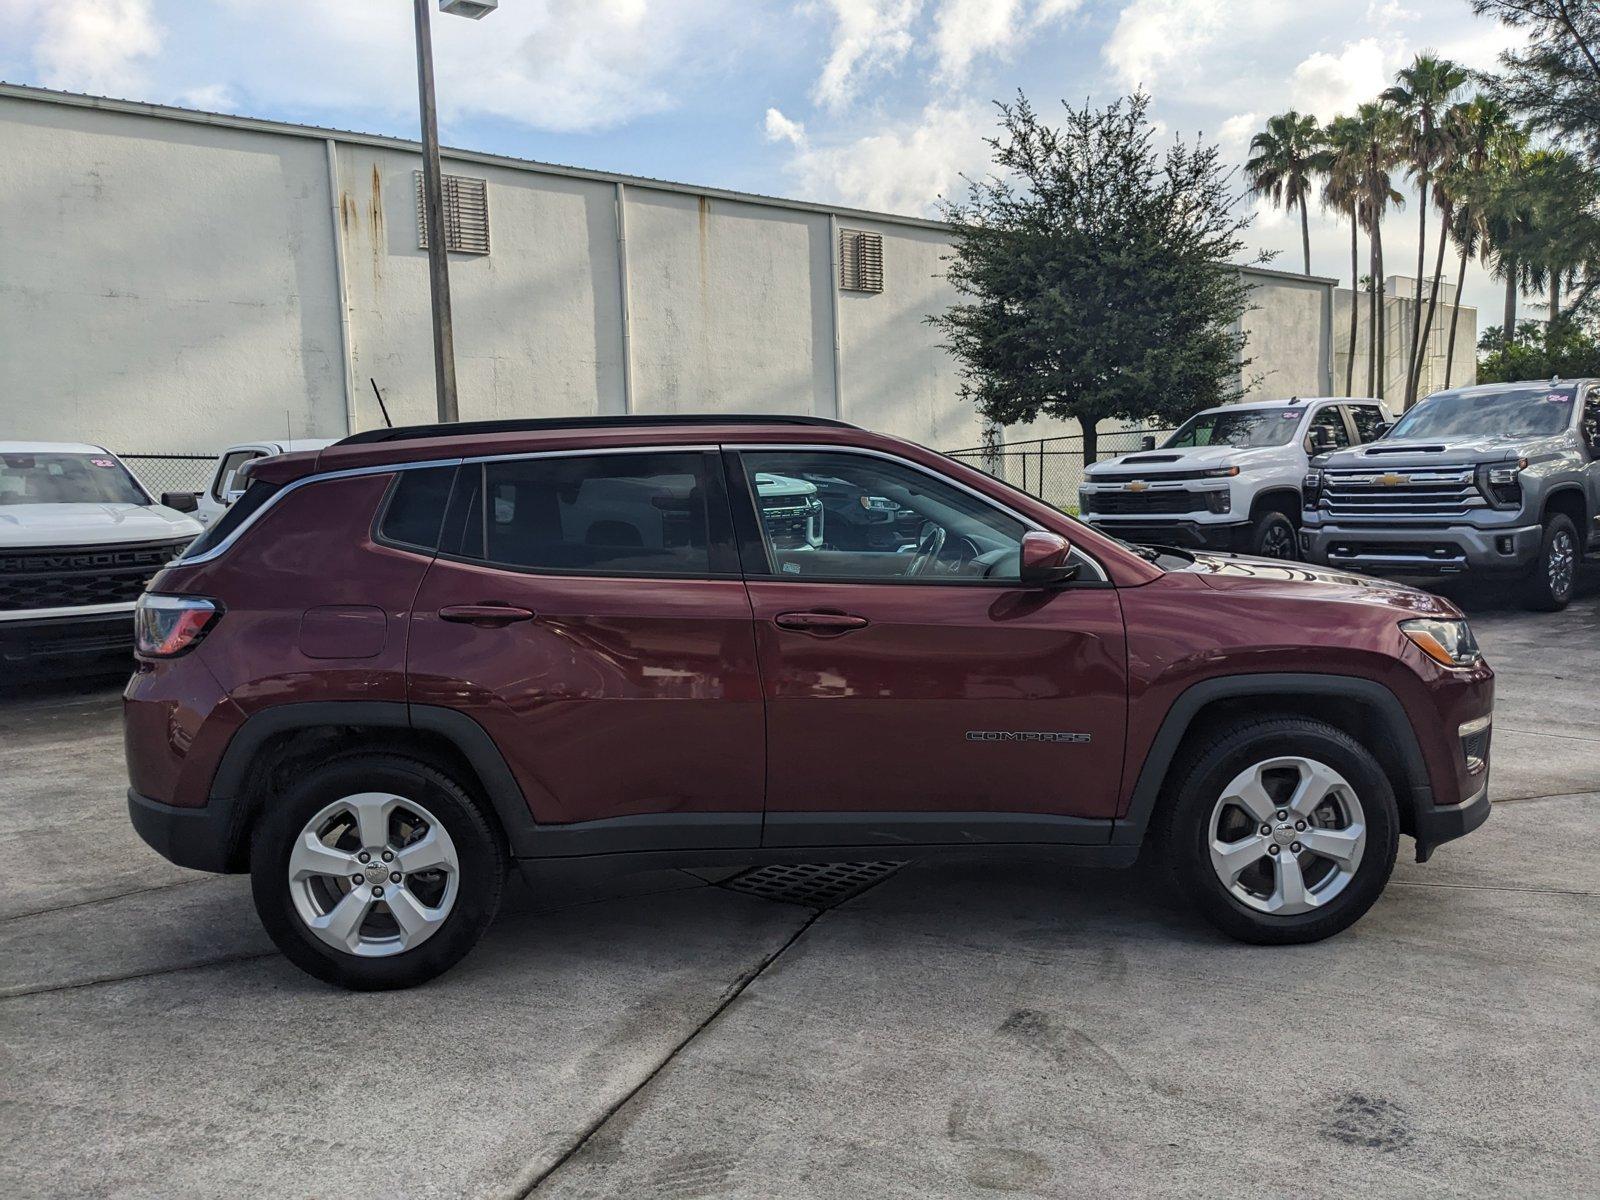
[415,171,491,255]
[839,228,884,293]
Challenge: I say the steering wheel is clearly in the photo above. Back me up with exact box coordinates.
[906,521,947,577]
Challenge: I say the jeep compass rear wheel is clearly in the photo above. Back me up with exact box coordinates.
[1162,718,1398,944]
[250,755,507,989]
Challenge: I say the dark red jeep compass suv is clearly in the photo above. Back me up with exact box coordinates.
[125,416,1494,989]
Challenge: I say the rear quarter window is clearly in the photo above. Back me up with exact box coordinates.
[377,466,458,551]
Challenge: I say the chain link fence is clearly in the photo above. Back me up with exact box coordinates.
[118,454,215,498]
[944,428,1174,511]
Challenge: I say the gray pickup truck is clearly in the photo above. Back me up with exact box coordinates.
[1301,379,1600,610]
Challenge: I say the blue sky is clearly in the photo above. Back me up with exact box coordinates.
[1,0,1527,317]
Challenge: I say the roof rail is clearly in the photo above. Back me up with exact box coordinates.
[335,413,859,445]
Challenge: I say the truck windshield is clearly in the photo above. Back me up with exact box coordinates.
[1388,386,1576,439]
[1164,409,1301,449]
[0,453,150,506]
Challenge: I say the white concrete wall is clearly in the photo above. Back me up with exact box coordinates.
[0,94,347,452]
[1333,287,1477,406]
[625,190,835,418]
[1239,272,1331,400]
[335,143,625,430]
[0,87,1340,462]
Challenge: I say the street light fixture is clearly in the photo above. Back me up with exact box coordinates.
[414,0,495,424]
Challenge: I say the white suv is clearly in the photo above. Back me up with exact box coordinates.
[0,442,203,670]
[1079,398,1393,559]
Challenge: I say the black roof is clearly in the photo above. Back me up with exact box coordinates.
[336,413,858,446]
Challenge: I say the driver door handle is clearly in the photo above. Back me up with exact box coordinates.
[438,604,537,627]
[775,610,870,635]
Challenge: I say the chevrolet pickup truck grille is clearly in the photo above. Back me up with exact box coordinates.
[1319,469,1484,520]
[0,540,190,612]
[1084,491,1199,515]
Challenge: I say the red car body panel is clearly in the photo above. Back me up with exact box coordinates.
[746,579,1127,819]
[407,558,765,825]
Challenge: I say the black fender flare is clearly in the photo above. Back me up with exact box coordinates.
[1109,672,1433,846]
[208,700,539,861]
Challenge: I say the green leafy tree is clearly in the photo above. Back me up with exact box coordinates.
[930,92,1258,467]
[1435,96,1524,386]
[1477,317,1600,382]
[1246,111,1328,275]
[1354,101,1406,399]
[1384,54,1469,405]
[1322,115,1368,395]
[1472,1,1600,159]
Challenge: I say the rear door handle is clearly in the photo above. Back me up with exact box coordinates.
[438,604,537,627]
[774,611,870,635]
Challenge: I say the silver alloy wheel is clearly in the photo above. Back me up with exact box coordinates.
[287,792,461,958]
[1207,756,1366,916]
[1548,528,1576,597]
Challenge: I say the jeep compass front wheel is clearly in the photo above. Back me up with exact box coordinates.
[250,755,507,989]
[1162,718,1399,944]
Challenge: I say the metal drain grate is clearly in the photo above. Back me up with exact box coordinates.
[719,861,903,909]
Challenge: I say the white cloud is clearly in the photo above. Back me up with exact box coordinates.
[930,0,1082,83]
[810,0,922,112]
[178,83,238,112]
[1289,37,1406,120]
[1217,111,1260,151]
[763,106,808,148]
[32,0,161,95]
[784,101,991,215]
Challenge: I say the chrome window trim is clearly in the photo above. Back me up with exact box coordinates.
[731,442,1110,583]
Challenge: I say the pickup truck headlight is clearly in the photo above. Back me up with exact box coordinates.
[1302,470,1324,508]
[1478,458,1527,508]
[1201,466,1240,478]
[1400,618,1482,670]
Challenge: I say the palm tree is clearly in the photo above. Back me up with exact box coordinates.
[1436,98,1523,387]
[1355,101,1405,400]
[1322,115,1368,395]
[1246,111,1327,275]
[1384,54,1468,406]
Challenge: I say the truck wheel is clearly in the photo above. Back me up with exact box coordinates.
[1159,717,1398,945]
[1248,511,1298,560]
[1519,513,1580,612]
[250,754,508,990]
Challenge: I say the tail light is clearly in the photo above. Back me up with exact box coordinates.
[135,594,221,657]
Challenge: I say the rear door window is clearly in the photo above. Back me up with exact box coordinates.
[447,452,730,577]
[212,450,262,502]
[1347,405,1387,443]
[1308,405,1351,451]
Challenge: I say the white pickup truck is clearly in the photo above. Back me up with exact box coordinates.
[1078,397,1394,559]
[0,442,203,671]
[194,439,336,526]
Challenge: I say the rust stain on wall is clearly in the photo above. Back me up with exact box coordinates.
[369,165,385,238]
[697,195,710,293]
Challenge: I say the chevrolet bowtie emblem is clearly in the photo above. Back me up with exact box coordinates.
[1377,472,1409,486]
[1126,480,1150,492]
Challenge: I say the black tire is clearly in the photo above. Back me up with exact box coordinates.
[249,754,507,990]
[1518,513,1580,612]
[1247,510,1299,560]
[1158,717,1399,945]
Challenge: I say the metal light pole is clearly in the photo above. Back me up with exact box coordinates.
[413,0,496,423]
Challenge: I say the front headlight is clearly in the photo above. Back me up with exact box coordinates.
[1302,470,1324,507]
[1400,618,1482,669]
[1201,466,1240,478]
[1479,457,1528,508]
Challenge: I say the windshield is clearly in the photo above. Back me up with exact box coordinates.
[1164,408,1302,449]
[0,453,150,506]
[1389,386,1576,439]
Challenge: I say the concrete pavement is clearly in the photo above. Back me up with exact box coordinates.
[1,589,1597,1198]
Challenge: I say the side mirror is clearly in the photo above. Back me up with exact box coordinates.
[1373,420,1393,438]
[1020,531,1079,586]
[1140,435,1157,451]
[224,487,246,506]
[1307,427,1334,454]
[161,491,199,513]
